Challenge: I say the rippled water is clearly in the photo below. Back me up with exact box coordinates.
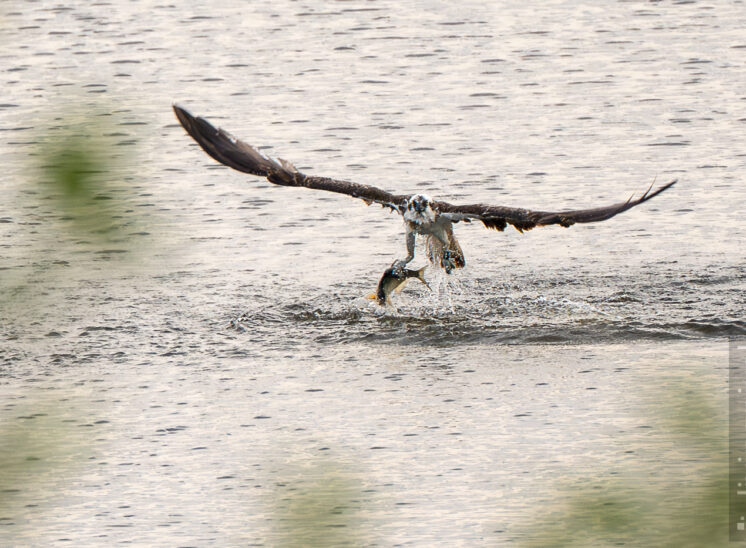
[1,0,744,545]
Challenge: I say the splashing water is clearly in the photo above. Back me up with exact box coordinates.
[422,266,466,314]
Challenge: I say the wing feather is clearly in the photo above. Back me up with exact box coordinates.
[173,104,408,211]
[435,179,676,232]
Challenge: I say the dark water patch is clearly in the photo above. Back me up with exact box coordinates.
[347,321,711,347]
[521,53,548,60]
[94,249,129,255]
[646,141,690,146]
[567,80,614,85]
[296,11,342,17]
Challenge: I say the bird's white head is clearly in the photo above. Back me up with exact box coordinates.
[404,193,436,224]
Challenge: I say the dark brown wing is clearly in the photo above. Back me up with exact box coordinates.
[433,180,677,232]
[173,104,408,211]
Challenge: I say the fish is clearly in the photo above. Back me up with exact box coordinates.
[369,265,429,306]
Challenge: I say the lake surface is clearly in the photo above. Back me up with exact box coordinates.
[1,0,744,545]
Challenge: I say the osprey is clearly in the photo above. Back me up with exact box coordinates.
[173,104,676,274]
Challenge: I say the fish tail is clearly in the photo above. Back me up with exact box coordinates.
[416,265,431,290]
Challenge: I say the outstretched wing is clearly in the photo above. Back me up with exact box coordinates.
[434,180,677,232]
[173,104,408,211]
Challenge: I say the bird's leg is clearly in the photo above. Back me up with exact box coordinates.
[392,230,416,273]
[430,229,455,274]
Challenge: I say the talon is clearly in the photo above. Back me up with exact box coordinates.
[442,250,455,273]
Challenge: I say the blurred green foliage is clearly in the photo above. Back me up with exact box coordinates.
[35,112,132,240]
[0,396,90,519]
[519,375,727,547]
[2,104,150,310]
[270,459,365,548]
[43,137,102,199]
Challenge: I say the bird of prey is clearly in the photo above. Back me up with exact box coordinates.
[173,104,676,275]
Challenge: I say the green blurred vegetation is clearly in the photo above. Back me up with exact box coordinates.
[38,131,121,236]
[269,458,366,548]
[0,396,90,519]
[3,104,151,309]
[34,109,137,242]
[1,103,134,541]
[518,375,727,547]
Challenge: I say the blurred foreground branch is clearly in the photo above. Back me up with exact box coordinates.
[519,375,727,547]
